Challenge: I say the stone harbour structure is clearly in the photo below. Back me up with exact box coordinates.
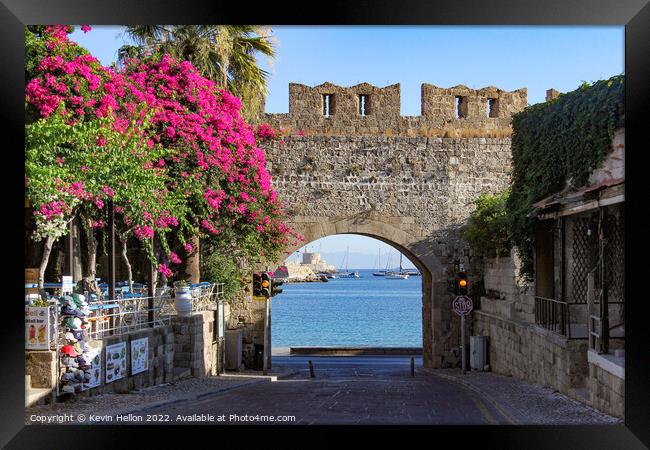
[261,81,527,369]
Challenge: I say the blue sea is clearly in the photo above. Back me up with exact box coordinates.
[271,269,422,348]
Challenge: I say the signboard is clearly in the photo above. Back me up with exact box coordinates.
[25,306,52,350]
[105,342,127,383]
[131,337,149,375]
[452,295,473,316]
[62,276,74,295]
[83,346,103,389]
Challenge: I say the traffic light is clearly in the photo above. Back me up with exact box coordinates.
[253,272,262,297]
[457,271,469,295]
[271,278,283,297]
[261,272,272,298]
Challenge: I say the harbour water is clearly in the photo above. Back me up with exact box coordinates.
[272,269,422,348]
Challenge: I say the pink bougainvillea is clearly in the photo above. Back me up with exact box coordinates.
[25,25,303,273]
[158,263,173,278]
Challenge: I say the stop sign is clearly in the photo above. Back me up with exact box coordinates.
[452,295,473,316]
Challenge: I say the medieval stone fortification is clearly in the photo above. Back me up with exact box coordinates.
[266,82,527,136]
[257,82,527,368]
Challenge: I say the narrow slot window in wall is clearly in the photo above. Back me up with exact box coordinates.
[488,98,499,118]
[359,94,368,116]
[323,94,334,117]
[455,96,467,119]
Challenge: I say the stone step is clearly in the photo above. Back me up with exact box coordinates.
[26,387,53,408]
[173,367,192,381]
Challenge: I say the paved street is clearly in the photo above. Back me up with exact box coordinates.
[135,356,620,425]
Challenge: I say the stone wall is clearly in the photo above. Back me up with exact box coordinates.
[588,350,625,419]
[172,312,220,377]
[474,311,589,396]
[267,82,527,136]
[226,287,267,369]
[26,326,176,397]
[25,312,225,400]
[258,82,525,368]
[481,249,535,323]
[97,326,175,394]
[25,350,57,389]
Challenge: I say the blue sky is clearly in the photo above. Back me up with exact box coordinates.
[68,25,623,266]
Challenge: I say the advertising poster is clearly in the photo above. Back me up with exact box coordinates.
[105,342,127,383]
[84,346,103,389]
[25,306,51,350]
[131,337,149,375]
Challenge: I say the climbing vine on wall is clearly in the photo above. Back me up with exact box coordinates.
[463,190,511,258]
[507,74,625,280]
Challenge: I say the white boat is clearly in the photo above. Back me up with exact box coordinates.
[337,247,360,278]
[372,248,386,276]
[386,253,409,279]
[385,271,409,279]
[403,268,420,276]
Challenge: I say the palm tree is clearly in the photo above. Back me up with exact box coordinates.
[118,25,275,122]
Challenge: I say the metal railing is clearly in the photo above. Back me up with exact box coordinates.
[84,295,172,340]
[55,282,226,340]
[534,296,570,337]
[188,283,224,312]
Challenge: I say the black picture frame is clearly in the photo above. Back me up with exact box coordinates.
[4,1,649,448]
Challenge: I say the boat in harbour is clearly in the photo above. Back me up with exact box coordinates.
[403,268,420,276]
[385,253,409,279]
[337,247,360,278]
[372,248,386,276]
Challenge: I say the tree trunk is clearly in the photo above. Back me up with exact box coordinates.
[80,216,101,298]
[38,235,56,295]
[119,235,133,293]
[185,234,201,284]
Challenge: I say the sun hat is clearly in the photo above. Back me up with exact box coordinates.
[71,329,86,341]
[61,385,75,394]
[58,296,76,309]
[80,341,92,353]
[63,317,82,330]
[76,355,88,366]
[64,332,78,343]
[72,293,87,305]
[62,371,84,382]
[61,344,80,357]
[72,342,83,355]
[61,305,84,318]
[63,357,79,368]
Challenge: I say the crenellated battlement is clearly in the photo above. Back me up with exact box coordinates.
[265,82,527,136]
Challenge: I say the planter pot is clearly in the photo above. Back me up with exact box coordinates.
[174,287,193,316]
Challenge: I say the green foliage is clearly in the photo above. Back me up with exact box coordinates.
[200,245,242,300]
[463,190,511,257]
[119,25,276,122]
[507,75,625,279]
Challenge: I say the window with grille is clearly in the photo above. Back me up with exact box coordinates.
[570,215,599,304]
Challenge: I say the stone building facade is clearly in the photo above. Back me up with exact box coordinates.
[255,82,527,368]
[472,128,625,419]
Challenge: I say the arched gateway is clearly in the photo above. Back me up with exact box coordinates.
[262,81,527,368]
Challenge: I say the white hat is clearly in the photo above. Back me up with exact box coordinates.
[64,332,78,343]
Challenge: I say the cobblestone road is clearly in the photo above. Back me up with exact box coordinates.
[133,356,621,425]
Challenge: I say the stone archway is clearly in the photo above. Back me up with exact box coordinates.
[283,216,451,369]
[260,82,525,369]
